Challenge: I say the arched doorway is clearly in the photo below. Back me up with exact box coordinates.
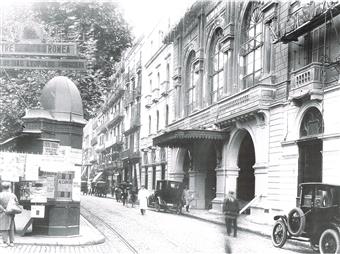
[298,107,323,187]
[205,146,217,209]
[237,132,255,202]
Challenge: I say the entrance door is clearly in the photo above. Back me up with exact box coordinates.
[298,139,322,186]
[237,132,255,202]
[205,148,216,209]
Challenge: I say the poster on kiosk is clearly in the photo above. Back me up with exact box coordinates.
[0,150,81,211]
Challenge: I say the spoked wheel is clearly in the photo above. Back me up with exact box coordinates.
[310,239,319,252]
[155,201,161,212]
[271,220,288,248]
[319,229,340,254]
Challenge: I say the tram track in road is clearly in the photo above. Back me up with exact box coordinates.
[81,205,139,254]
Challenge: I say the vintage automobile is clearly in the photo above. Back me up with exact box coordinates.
[148,180,184,214]
[271,182,340,253]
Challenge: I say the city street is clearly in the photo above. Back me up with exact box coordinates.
[2,195,314,254]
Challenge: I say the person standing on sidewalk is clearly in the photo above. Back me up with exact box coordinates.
[182,186,193,212]
[138,185,149,215]
[223,191,239,237]
[0,182,18,247]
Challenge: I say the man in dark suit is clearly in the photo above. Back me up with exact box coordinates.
[223,191,239,237]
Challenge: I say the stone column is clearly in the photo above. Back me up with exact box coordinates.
[225,166,239,193]
[189,171,206,209]
[211,166,227,212]
[169,172,184,182]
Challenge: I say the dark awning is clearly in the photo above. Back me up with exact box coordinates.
[153,129,229,148]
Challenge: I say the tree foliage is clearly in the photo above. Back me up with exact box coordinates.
[0,2,132,142]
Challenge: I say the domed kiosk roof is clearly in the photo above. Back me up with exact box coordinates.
[40,76,85,124]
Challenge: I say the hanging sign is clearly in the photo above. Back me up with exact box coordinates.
[0,57,86,70]
[0,42,77,56]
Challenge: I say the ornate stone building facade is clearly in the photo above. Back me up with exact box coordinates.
[153,0,340,218]
[83,1,340,220]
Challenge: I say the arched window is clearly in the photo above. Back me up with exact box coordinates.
[300,107,324,138]
[156,110,159,131]
[209,28,224,104]
[165,104,169,126]
[186,51,197,114]
[148,115,151,134]
[241,4,264,89]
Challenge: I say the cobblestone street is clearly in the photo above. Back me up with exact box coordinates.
[1,195,314,253]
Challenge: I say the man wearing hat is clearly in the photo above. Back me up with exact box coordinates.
[223,190,239,237]
[0,181,18,247]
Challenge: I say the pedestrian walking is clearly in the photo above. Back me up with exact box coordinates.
[138,185,149,215]
[121,188,128,206]
[115,187,122,202]
[182,186,193,212]
[223,191,239,237]
[0,182,20,248]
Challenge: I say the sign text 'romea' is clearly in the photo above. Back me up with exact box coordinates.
[0,43,77,56]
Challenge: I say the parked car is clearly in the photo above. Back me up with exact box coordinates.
[148,180,184,214]
[271,182,340,253]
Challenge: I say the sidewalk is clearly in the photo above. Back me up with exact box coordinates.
[181,209,273,237]
[11,209,105,246]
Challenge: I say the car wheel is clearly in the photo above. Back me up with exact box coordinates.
[287,207,305,236]
[310,239,319,252]
[319,229,340,254]
[271,220,288,248]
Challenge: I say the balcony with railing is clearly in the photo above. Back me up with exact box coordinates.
[105,135,124,151]
[289,62,324,102]
[106,85,125,108]
[278,2,340,43]
[121,148,141,161]
[160,81,170,96]
[124,105,141,135]
[91,136,98,146]
[152,88,160,103]
[195,84,276,128]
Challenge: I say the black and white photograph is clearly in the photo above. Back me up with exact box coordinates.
[0,0,340,253]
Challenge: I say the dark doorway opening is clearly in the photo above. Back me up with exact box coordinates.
[298,139,322,186]
[205,147,217,209]
[161,164,166,180]
[237,132,255,202]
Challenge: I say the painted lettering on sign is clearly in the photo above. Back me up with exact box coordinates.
[0,57,86,70]
[0,43,77,56]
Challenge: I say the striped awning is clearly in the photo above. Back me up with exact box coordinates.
[153,129,228,148]
[93,172,103,182]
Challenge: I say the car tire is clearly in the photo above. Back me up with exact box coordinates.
[319,229,340,254]
[287,207,305,236]
[271,220,288,248]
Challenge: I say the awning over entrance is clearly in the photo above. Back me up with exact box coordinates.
[92,172,103,182]
[153,129,229,148]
